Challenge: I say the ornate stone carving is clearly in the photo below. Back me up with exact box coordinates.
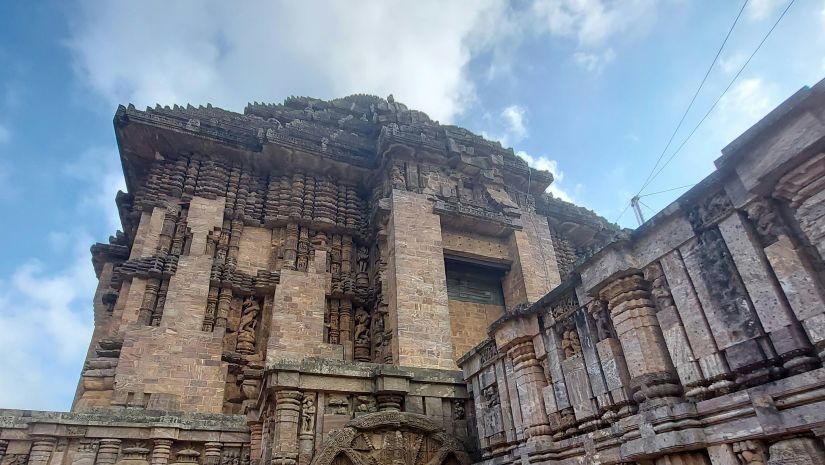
[588,300,613,341]
[561,325,581,359]
[309,412,469,465]
[744,198,789,247]
[601,273,681,406]
[237,296,260,354]
[300,396,317,434]
[688,190,734,231]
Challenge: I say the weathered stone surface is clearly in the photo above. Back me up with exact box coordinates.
[9,85,825,465]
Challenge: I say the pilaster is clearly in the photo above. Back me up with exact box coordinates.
[601,273,681,407]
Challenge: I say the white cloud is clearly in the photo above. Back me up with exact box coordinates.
[0,232,96,410]
[501,105,528,141]
[66,0,512,123]
[532,0,656,46]
[573,48,615,74]
[0,145,124,410]
[747,0,784,21]
[516,150,574,202]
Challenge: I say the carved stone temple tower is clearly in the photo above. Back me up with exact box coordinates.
[4,81,825,465]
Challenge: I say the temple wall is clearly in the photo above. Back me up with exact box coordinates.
[14,88,825,465]
[458,82,825,465]
[387,189,455,369]
[447,300,504,361]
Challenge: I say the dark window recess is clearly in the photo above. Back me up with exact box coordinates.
[445,258,506,306]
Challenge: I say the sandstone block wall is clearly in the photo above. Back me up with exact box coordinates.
[387,189,455,369]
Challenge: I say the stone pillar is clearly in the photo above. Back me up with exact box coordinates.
[601,273,681,407]
[660,250,735,395]
[27,439,57,465]
[272,390,302,465]
[745,198,825,363]
[377,394,404,412]
[138,278,160,325]
[507,339,553,439]
[150,440,173,465]
[655,451,711,465]
[644,262,708,399]
[0,440,9,465]
[96,439,122,465]
[248,422,263,465]
[721,209,817,373]
[203,443,222,465]
[767,437,825,465]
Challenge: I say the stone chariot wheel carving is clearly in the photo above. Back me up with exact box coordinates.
[309,411,470,465]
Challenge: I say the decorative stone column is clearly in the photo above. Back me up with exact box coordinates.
[507,339,553,439]
[0,440,9,465]
[203,443,222,465]
[138,278,160,325]
[494,315,552,441]
[767,437,825,465]
[644,262,708,400]
[96,439,122,465]
[248,422,263,465]
[272,390,302,465]
[27,438,57,465]
[746,198,825,364]
[601,273,681,407]
[376,394,403,412]
[150,440,173,465]
[721,204,818,374]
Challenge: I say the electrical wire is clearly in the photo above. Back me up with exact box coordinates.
[635,0,749,195]
[638,183,697,198]
[644,0,795,188]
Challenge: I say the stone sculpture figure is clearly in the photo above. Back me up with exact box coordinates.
[561,326,581,359]
[300,397,316,434]
[236,297,260,354]
[589,300,612,341]
[354,309,370,344]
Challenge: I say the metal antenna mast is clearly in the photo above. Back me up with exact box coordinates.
[631,195,645,226]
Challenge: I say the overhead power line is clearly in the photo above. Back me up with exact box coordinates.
[643,0,795,190]
[635,0,750,196]
[638,183,697,198]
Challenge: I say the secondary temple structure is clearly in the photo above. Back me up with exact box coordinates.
[3,80,825,465]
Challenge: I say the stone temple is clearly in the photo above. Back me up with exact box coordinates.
[3,80,825,465]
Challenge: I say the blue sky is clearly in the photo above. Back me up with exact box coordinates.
[0,0,823,410]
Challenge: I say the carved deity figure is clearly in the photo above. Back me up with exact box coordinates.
[745,198,788,246]
[357,247,369,273]
[561,327,581,359]
[236,297,260,354]
[589,300,612,341]
[354,309,370,344]
[300,397,316,434]
[453,400,466,420]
